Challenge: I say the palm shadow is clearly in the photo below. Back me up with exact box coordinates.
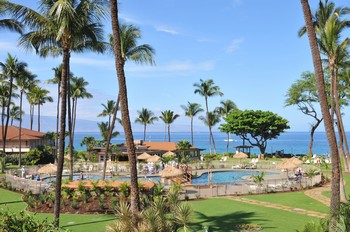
[191,210,274,231]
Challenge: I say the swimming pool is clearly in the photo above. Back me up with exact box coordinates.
[44,170,265,185]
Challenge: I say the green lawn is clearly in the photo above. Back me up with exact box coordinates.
[190,198,320,232]
[244,191,329,214]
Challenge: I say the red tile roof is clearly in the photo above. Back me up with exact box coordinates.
[0,126,45,141]
[142,142,178,151]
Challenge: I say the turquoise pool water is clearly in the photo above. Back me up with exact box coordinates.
[44,170,265,185]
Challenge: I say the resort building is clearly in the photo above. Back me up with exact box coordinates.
[0,126,51,153]
[93,140,204,162]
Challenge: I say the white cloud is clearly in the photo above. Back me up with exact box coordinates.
[226,38,244,53]
[155,26,179,35]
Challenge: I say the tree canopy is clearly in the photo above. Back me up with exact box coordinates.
[220,110,290,154]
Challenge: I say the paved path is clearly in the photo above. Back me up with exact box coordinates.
[304,185,331,206]
[224,196,328,218]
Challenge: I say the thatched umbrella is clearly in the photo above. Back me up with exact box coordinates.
[277,157,302,178]
[163,151,175,157]
[147,155,161,163]
[37,163,57,181]
[233,152,248,165]
[159,166,183,178]
[137,152,152,160]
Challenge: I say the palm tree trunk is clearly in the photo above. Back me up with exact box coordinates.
[168,124,171,142]
[300,0,341,227]
[38,100,41,132]
[190,117,194,145]
[102,95,120,180]
[19,91,23,167]
[55,81,61,164]
[226,133,230,154]
[54,48,69,228]
[110,0,140,217]
[67,71,74,181]
[143,123,146,141]
[30,105,33,130]
[204,96,212,154]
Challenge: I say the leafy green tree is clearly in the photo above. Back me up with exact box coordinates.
[220,110,290,154]
[181,102,203,146]
[199,111,221,154]
[285,71,325,154]
[215,99,237,153]
[159,110,180,142]
[135,108,158,141]
[193,79,223,154]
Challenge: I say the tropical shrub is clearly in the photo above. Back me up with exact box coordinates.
[23,145,54,165]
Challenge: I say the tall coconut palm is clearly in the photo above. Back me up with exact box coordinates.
[0,53,25,173]
[80,136,95,161]
[98,100,117,129]
[7,0,109,226]
[300,0,341,227]
[199,111,221,153]
[215,99,237,153]
[109,0,147,216]
[181,102,203,146]
[159,110,180,142]
[46,65,63,164]
[193,79,223,154]
[9,104,22,125]
[29,86,53,132]
[135,108,158,141]
[15,67,38,166]
[0,0,23,34]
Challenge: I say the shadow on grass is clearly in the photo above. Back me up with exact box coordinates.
[191,210,273,231]
[0,200,24,205]
[62,217,115,229]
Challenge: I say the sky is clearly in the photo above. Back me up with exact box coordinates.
[1,0,350,133]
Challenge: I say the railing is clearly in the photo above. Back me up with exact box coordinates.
[5,174,51,194]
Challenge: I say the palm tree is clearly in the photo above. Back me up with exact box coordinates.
[199,111,221,154]
[0,53,25,173]
[193,79,223,154]
[29,86,53,132]
[98,100,117,129]
[15,67,38,166]
[80,136,95,161]
[252,171,265,193]
[159,110,180,142]
[135,108,158,141]
[108,1,155,217]
[7,0,108,226]
[0,0,23,34]
[9,104,22,126]
[181,102,203,146]
[215,99,237,153]
[300,0,341,227]
[46,65,63,164]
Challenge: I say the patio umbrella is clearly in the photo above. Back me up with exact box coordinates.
[159,166,183,178]
[276,158,301,178]
[163,151,175,157]
[233,152,248,165]
[147,155,161,163]
[37,163,57,182]
[137,152,152,160]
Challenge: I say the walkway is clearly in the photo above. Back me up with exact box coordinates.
[304,185,330,206]
[224,196,328,218]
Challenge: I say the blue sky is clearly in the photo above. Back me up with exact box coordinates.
[1,0,349,133]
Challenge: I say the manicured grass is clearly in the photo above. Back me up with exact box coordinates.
[244,191,329,214]
[322,191,331,198]
[190,198,320,232]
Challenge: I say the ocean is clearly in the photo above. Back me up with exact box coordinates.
[71,131,334,155]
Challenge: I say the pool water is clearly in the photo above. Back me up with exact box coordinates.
[192,170,261,185]
[45,170,265,185]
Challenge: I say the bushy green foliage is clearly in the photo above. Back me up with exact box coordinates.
[23,145,54,165]
[233,223,263,232]
[0,209,65,231]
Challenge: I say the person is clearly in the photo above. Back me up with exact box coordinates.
[31,174,35,180]
[13,170,18,177]
[36,174,40,181]
[80,171,84,180]
[21,166,26,178]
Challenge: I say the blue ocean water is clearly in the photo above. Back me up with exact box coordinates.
[71,131,333,155]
